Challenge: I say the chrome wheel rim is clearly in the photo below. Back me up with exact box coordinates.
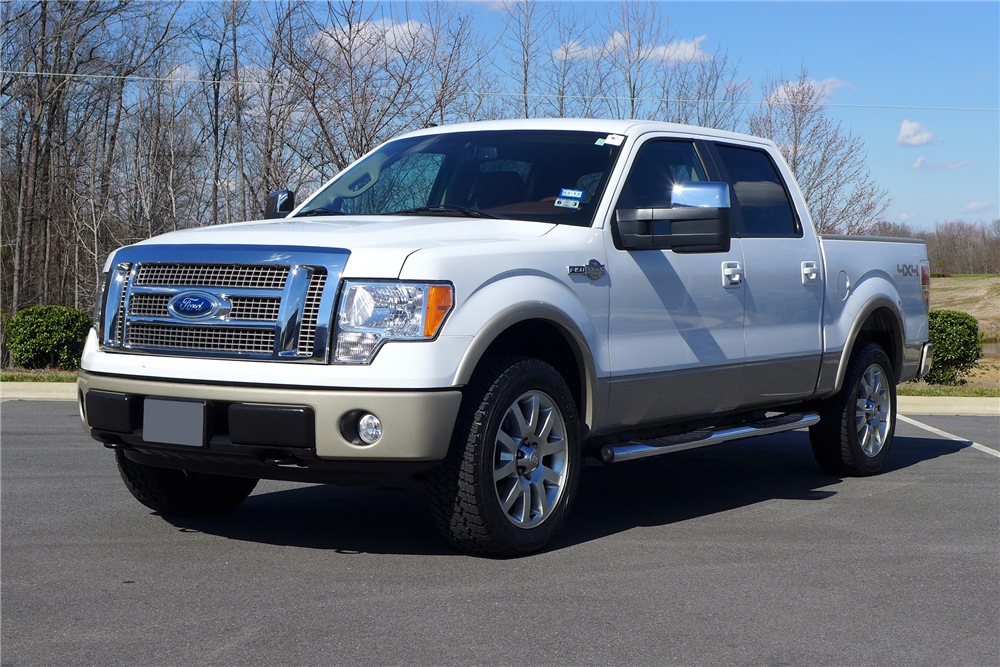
[492,390,568,529]
[855,363,892,457]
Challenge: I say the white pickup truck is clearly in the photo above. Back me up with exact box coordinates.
[79,119,933,556]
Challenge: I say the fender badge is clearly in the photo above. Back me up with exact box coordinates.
[568,259,607,281]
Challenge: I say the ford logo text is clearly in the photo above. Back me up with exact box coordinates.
[168,292,220,320]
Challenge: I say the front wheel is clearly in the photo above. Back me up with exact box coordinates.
[116,450,258,515]
[809,341,896,476]
[426,356,581,557]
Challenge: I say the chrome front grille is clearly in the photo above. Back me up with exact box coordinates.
[128,293,282,322]
[126,323,275,353]
[135,263,289,289]
[100,247,348,362]
[297,272,327,355]
[129,293,170,317]
[113,263,131,346]
[229,297,281,322]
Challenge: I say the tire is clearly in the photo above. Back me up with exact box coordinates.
[116,450,258,515]
[426,355,581,557]
[809,341,896,476]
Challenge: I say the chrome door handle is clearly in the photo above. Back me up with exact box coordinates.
[722,261,742,288]
[802,261,820,286]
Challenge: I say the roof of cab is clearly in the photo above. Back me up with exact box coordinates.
[399,117,776,149]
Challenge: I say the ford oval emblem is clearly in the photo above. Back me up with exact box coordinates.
[168,291,220,320]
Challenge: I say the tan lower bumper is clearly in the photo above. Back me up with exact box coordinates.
[77,370,462,460]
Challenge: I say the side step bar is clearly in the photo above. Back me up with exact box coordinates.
[601,412,820,463]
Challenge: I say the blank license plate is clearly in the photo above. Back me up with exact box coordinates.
[143,398,206,447]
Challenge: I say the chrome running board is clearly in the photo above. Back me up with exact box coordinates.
[601,412,820,463]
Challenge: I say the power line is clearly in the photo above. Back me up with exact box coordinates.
[2,69,998,113]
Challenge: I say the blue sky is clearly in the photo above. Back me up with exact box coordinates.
[467,1,1000,230]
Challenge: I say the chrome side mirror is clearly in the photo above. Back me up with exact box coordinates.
[670,181,731,209]
[265,190,295,219]
[615,181,732,253]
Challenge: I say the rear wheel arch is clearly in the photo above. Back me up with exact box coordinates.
[835,298,905,392]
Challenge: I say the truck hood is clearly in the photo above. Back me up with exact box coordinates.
[134,215,556,278]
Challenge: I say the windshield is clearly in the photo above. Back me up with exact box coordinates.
[296,130,625,226]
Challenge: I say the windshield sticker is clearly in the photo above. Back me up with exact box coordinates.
[559,188,584,200]
[554,198,581,210]
[604,134,625,146]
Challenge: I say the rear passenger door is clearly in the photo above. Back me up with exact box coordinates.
[708,142,823,406]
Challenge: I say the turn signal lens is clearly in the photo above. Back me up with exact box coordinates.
[424,285,453,338]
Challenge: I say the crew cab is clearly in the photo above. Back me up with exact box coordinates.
[79,119,933,556]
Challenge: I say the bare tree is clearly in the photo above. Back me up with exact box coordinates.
[285,1,433,176]
[499,0,548,118]
[546,7,586,118]
[659,47,750,131]
[421,2,488,126]
[748,66,890,235]
[598,0,668,120]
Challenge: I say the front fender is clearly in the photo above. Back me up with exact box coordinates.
[446,275,604,430]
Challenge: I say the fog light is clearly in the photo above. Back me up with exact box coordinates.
[357,413,382,444]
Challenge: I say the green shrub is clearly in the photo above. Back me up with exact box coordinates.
[5,306,92,370]
[924,310,983,385]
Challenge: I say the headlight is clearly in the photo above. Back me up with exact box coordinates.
[333,281,453,364]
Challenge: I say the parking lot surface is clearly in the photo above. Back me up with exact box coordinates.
[2,400,997,666]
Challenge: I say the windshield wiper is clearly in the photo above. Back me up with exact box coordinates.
[294,207,347,217]
[386,205,498,219]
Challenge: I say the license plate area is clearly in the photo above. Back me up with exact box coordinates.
[143,398,206,447]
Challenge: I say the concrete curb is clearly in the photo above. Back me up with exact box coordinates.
[1,382,78,401]
[2,382,998,416]
[897,396,1000,416]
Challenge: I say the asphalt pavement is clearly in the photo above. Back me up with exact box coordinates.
[2,400,997,666]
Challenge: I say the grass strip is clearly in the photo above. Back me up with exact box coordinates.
[1,369,78,383]
[897,384,1000,398]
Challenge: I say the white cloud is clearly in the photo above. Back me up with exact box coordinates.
[552,39,600,62]
[897,120,935,147]
[766,76,856,104]
[553,34,712,64]
[167,63,198,82]
[960,201,994,213]
[313,19,427,57]
[899,213,918,221]
[914,157,972,170]
[647,36,712,64]
[813,77,855,101]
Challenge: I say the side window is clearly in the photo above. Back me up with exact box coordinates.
[616,140,707,210]
[713,144,797,237]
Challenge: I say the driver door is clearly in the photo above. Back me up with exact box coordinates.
[604,138,746,428]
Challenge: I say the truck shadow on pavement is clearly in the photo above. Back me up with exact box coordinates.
[159,431,967,556]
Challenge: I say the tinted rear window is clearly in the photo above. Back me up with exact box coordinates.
[714,144,797,237]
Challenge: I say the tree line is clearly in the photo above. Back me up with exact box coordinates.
[0,0,988,325]
[873,220,1000,275]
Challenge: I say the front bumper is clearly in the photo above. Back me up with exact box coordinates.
[78,370,462,462]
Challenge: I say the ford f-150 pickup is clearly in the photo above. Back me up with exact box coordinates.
[78,119,933,556]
